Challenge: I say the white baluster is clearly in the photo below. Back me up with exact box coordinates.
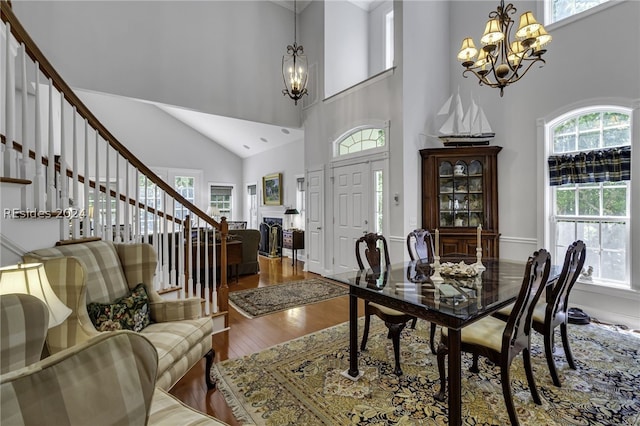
[20,44,29,209]
[83,118,90,237]
[46,78,55,211]
[124,159,130,242]
[93,132,101,238]
[59,93,67,240]
[33,65,45,210]
[105,143,111,240]
[71,108,79,238]
[3,22,16,178]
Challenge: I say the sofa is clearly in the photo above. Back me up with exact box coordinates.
[228,228,261,276]
[23,239,214,391]
[0,293,227,425]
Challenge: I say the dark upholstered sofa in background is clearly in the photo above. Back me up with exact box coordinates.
[228,229,261,275]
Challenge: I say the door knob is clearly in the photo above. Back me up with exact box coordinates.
[316,226,322,230]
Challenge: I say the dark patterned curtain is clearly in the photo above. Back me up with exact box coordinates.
[548,146,631,186]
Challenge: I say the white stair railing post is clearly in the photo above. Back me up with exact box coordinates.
[58,93,67,240]
[71,108,80,239]
[33,65,45,210]
[46,78,55,212]
[20,44,30,209]
[83,118,90,237]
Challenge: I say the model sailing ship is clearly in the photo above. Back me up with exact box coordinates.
[437,91,495,146]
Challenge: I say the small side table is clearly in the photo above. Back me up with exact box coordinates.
[282,229,304,266]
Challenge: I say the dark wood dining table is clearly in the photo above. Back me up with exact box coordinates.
[328,257,557,426]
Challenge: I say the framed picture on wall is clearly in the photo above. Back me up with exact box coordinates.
[262,173,283,206]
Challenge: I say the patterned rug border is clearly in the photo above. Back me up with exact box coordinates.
[228,277,349,319]
[211,319,640,426]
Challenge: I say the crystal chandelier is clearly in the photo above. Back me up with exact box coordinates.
[457,0,552,96]
[282,0,308,105]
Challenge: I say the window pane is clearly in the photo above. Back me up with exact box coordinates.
[577,221,599,251]
[578,132,599,150]
[602,186,627,216]
[603,112,629,127]
[553,134,575,153]
[552,0,609,24]
[577,187,600,215]
[601,250,625,281]
[585,247,601,278]
[555,220,575,248]
[602,221,626,250]
[578,112,600,131]
[555,188,575,215]
[337,128,385,157]
[603,128,630,147]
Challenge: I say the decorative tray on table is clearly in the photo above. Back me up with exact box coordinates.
[439,261,480,278]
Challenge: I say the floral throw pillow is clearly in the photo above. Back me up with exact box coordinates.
[87,283,151,332]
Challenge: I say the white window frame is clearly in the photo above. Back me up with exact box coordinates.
[208,183,235,221]
[384,9,394,69]
[538,101,636,291]
[541,0,620,27]
[332,119,390,161]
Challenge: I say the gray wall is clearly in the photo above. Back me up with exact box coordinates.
[11,1,302,129]
[77,90,243,213]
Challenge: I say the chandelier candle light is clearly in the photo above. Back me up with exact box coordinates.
[457,0,552,96]
[282,0,308,105]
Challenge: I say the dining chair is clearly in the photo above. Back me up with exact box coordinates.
[406,229,436,262]
[434,249,551,426]
[406,229,437,354]
[494,240,586,387]
[357,232,416,376]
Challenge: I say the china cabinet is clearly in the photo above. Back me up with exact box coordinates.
[420,146,502,258]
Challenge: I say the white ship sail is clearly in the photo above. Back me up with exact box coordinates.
[437,91,494,146]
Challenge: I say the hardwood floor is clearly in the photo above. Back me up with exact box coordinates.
[169,255,362,425]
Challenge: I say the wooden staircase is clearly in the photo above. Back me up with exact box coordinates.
[0,1,230,328]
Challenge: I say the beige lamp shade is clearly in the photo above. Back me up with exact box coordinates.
[474,48,489,69]
[0,263,72,328]
[480,19,504,45]
[516,12,541,39]
[457,38,478,62]
[508,41,525,65]
[532,26,552,49]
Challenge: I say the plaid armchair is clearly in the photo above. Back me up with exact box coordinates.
[1,329,227,425]
[23,239,214,390]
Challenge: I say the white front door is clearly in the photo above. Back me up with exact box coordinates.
[333,162,371,274]
[306,169,324,274]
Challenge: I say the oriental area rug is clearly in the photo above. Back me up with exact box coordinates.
[211,319,640,426]
[228,278,349,318]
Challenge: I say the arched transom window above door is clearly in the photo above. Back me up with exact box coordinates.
[333,122,389,159]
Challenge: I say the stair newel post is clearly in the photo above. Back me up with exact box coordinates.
[218,216,229,323]
[184,214,192,300]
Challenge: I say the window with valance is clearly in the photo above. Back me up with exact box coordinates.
[546,107,631,287]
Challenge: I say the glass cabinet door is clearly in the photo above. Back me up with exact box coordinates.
[438,159,483,228]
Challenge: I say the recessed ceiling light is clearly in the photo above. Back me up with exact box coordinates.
[260,137,268,143]
[281,128,290,135]
[243,144,251,149]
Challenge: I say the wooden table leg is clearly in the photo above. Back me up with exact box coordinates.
[448,328,462,426]
[347,292,360,378]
